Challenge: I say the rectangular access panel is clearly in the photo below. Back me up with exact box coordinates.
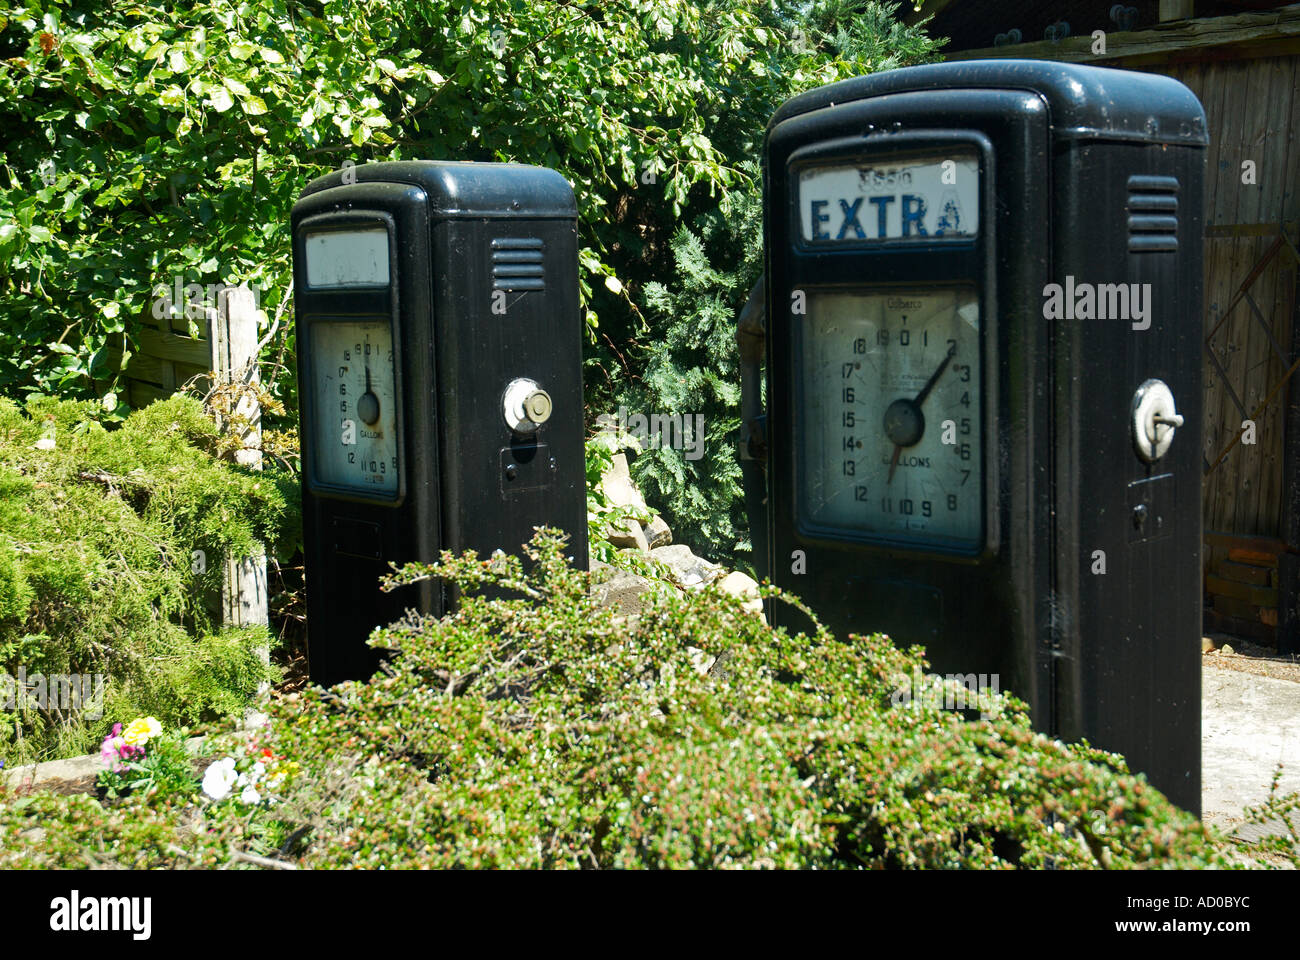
[292,162,588,687]
[760,60,1206,812]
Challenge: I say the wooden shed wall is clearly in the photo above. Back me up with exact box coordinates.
[1143,56,1299,545]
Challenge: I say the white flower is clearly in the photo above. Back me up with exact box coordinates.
[240,785,262,805]
[202,757,239,800]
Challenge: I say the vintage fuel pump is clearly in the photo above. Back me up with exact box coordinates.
[747,61,1206,811]
[292,162,588,687]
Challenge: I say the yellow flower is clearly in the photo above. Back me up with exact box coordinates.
[122,716,162,746]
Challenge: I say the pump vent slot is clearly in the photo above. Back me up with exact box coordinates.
[1126,176,1179,253]
[491,237,546,291]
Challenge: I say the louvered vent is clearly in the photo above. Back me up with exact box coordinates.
[491,237,545,291]
[1127,175,1179,253]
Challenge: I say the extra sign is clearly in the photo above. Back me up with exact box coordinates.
[798,154,979,243]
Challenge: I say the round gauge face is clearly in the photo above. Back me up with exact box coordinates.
[797,287,982,550]
[309,319,399,499]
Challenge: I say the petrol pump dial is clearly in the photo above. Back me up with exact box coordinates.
[799,288,982,549]
[310,319,399,498]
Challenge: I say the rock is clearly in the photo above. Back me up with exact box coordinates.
[708,647,736,681]
[649,544,723,589]
[642,514,672,549]
[600,453,648,512]
[685,645,716,677]
[1202,636,1216,653]
[591,567,653,617]
[607,517,649,552]
[1220,643,1235,656]
[718,570,764,616]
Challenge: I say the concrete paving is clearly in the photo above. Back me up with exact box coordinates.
[1202,663,1300,832]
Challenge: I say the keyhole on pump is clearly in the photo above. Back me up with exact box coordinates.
[358,366,380,425]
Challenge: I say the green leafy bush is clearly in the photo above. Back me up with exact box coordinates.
[0,0,884,404]
[629,176,761,562]
[0,395,296,764]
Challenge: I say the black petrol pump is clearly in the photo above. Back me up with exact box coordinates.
[292,162,588,688]
[751,60,1206,812]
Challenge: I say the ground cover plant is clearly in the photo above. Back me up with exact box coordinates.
[4,530,1294,870]
[0,394,297,765]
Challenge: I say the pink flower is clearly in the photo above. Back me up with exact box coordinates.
[100,734,128,772]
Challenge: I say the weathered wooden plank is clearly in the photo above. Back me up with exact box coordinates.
[135,325,212,367]
[1206,575,1278,606]
[172,362,212,394]
[102,348,160,386]
[1207,221,1300,237]
[1218,63,1256,532]
[1251,248,1288,536]
[1237,58,1295,537]
[1206,529,1287,553]
[1205,607,1276,642]
[1211,249,1252,532]
[1211,593,1274,623]
[1229,547,1284,565]
[1218,559,1274,585]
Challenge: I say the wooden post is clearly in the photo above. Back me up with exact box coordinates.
[210,286,270,714]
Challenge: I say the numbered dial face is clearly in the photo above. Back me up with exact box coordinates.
[798,288,983,550]
[310,320,399,498]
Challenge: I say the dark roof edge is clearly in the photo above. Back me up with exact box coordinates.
[299,161,578,218]
[768,59,1209,146]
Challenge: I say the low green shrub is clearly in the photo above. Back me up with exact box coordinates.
[0,395,297,765]
[2,529,1293,869]
[259,530,1232,868]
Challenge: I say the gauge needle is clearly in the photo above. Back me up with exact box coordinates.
[887,344,956,485]
[887,443,903,484]
[913,342,957,407]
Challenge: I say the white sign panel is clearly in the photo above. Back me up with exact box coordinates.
[304,228,390,288]
[798,154,979,242]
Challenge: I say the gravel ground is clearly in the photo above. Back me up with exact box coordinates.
[1203,633,1300,684]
